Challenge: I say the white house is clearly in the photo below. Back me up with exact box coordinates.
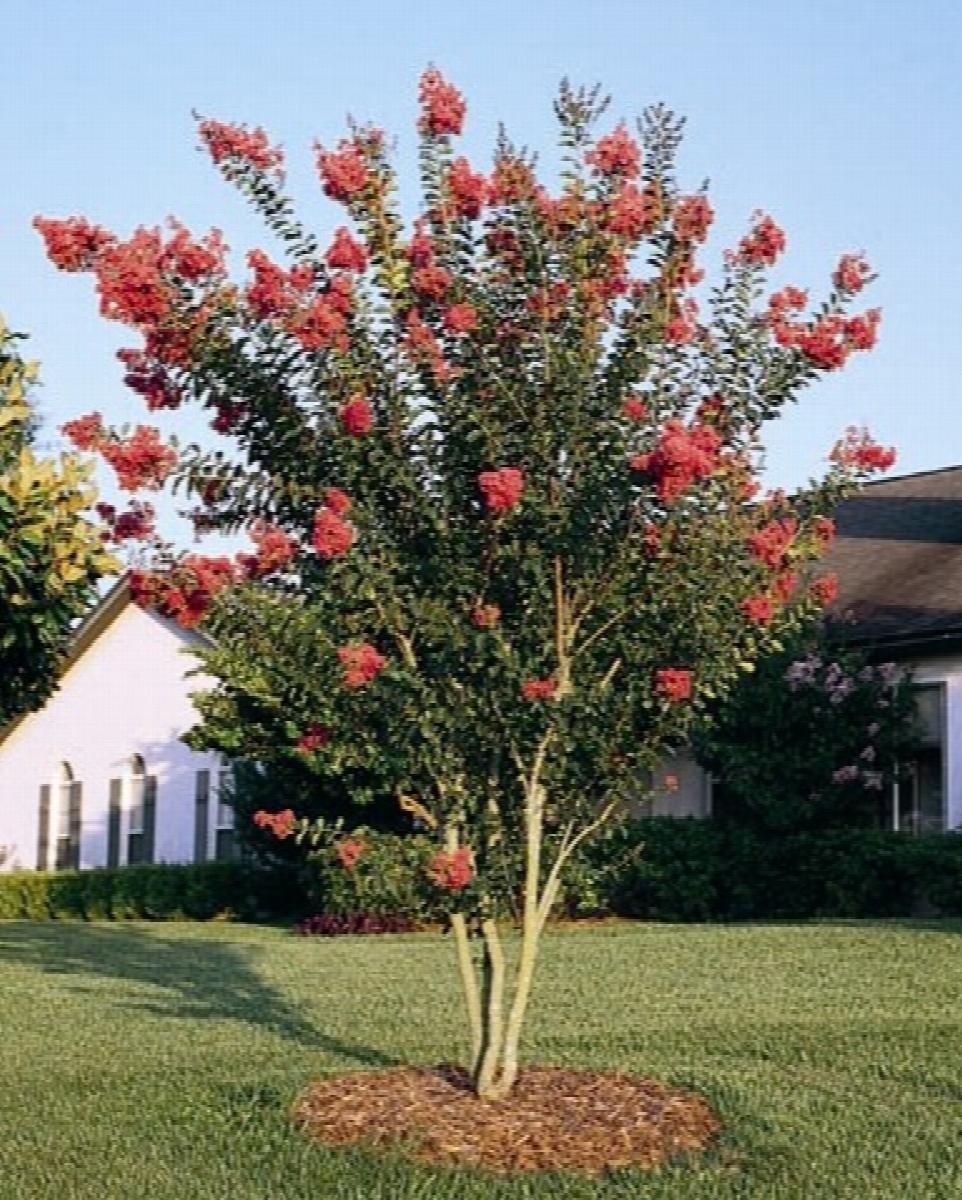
[0,579,234,873]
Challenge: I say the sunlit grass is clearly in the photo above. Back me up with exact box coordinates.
[1,920,960,1198]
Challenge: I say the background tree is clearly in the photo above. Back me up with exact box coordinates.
[37,71,892,1098]
[694,632,919,836]
[0,317,116,726]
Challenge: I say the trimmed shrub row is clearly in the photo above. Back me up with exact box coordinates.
[575,820,962,922]
[4,823,961,925]
[0,861,303,922]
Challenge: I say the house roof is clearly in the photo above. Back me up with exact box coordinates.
[0,574,212,751]
[823,465,962,650]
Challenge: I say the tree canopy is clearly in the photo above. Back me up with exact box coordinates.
[0,317,116,727]
[37,71,893,1097]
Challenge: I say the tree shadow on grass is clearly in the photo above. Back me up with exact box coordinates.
[0,922,400,1069]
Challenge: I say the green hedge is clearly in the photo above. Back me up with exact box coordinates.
[4,824,961,925]
[0,861,304,922]
[578,820,962,922]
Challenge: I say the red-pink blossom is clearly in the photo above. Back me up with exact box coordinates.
[418,67,466,137]
[622,396,647,422]
[630,419,724,502]
[340,395,374,436]
[672,194,714,243]
[323,487,352,516]
[829,426,897,474]
[288,295,349,352]
[748,517,798,569]
[337,642,388,688]
[336,837,368,870]
[736,213,786,267]
[253,808,296,840]
[811,573,839,607]
[96,500,156,544]
[239,520,297,578]
[33,216,115,272]
[245,249,313,320]
[443,303,478,335]
[198,119,284,173]
[62,412,105,452]
[413,263,452,301]
[833,252,872,294]
[606,182,660,241]
[426,846,474,891]
[316,138,370,201]
[655,668,693,703]
[325,227,368,273]
[100,426,178,491]
[313,508,355,559]
[521,677,558,702]
[740,594,776,625]
[479,467,524,514]
[586,123,641,178]
[407,220,436,267]
[447,157,488,218]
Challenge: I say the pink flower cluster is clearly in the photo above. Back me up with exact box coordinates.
[521,677,558,702]
[630,420,724,502]
[99,426,178,492]
[586,123,641,178]
[296,724,332,754]
[198,119,284,174]
[829,426,897,474]
[479,467,525,514]
[418,67,466,137]
[335,837,368,870]
[95,500,156,544]
[130,555,238,628]
[316,137,371,202]
[325,227,368,273]
[237,520,297,579]
[337,643,387,689]
[672,194,714,243]
[340,395,374,436]
[426,846,474,892]
[655,668,693,703]
[313,505,355,559]
[735,213,786,267]
[253,808,296,839]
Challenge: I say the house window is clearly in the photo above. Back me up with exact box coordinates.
[894,684,945,834]
[214,767,236,862]
[126,755,158,864]
[54,762,80,870]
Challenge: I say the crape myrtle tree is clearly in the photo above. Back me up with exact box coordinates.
[0,317,116,725]
[37,70,893,1099]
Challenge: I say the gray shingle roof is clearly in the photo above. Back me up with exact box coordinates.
[823,466,962,646]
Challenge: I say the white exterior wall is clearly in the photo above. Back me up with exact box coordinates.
[909,651,962,831]
[0,602,223,872]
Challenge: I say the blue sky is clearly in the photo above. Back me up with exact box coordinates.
[3,0,960,542]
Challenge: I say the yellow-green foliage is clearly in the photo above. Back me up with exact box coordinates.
[0,315,117,722]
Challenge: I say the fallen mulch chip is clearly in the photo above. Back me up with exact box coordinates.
[294,1064,720,1175]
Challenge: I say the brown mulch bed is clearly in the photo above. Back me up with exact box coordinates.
[295,1064,720,1175]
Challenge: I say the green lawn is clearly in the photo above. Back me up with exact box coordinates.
[1,921,961,1199]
